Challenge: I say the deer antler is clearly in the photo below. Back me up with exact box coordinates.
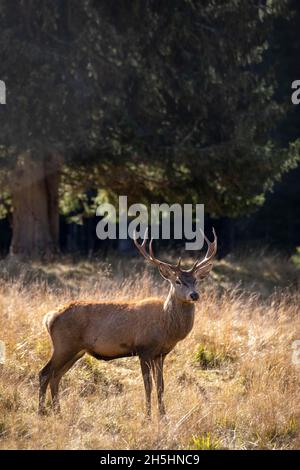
[133,229,182,273]
[188,227,217,273]
[134,228,217,274]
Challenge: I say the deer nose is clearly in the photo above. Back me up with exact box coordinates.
[190,292,199,301]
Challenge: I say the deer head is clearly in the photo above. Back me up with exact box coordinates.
[134,228,217,303]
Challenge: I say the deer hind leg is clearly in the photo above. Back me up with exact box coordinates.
[153,355,166,417]
[38,359,53,414]
[49,351,85,413]
[139,358,153,418]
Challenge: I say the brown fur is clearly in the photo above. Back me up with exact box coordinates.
[39,292,195,416]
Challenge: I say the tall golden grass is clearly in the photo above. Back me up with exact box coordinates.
[0,255,299,449]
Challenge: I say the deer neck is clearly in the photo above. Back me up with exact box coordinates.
[163,285,195,342]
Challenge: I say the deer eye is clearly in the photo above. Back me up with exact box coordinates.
[175,279,181,285]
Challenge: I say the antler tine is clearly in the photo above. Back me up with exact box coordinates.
[149,236,169,267]
[148,237,155,261]
[133,228,155,265]
[149,235,181,270]
[199,227,217,263]
[189,227,217,272]
[134,229,182,271]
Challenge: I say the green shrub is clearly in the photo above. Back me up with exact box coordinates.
[188,433,220,450]
[194,344,234,369]
[291,247,300,269]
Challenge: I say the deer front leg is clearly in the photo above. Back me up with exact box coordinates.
[153,355,166,417]
[139,358,153,418]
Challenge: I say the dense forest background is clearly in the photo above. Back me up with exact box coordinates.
[0,0,300,258]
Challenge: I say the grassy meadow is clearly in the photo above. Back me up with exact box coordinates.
[0,252,299,450]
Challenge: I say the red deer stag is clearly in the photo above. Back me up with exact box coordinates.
[39,229,217,416]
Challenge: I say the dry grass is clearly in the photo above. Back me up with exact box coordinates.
[0,254,299,450]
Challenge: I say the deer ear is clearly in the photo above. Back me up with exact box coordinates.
[158,264,176,281]
[194,263,213,279]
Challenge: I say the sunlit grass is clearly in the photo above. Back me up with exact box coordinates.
[0,254,299,449]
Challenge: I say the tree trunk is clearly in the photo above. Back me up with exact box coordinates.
[10,152,63,260]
